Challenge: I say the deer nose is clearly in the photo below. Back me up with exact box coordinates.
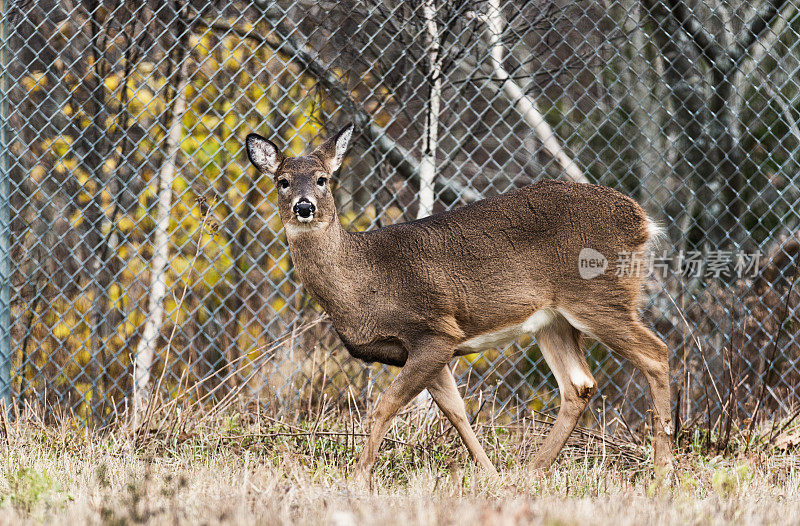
[293,199,315,218]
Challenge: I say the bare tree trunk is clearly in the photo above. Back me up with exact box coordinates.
[642,0,709,246]
[82,0,114,423]
[132,52,189,418]
[411,0,443,411]
[622,1,672,216]
[482,0,587,185]
[417,0,442,220]
[656,0,790,248]
[89,4,144,426]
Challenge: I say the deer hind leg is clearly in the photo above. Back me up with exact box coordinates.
[569,309,674,472]
[427,365,497,474]
[530,315,597,469]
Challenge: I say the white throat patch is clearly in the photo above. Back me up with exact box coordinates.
[285,221,326,237]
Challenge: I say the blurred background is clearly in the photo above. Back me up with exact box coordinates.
[2,0,799,433]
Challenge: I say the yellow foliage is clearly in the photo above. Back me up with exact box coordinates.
[74,293,92,313]
[69,210,83,229]
[270,297,287,314]
[109,284,123,310]
[104,74,120,92]
[35,352,49,370]
[223,112,237,134]
[53,322,71,339]
[197,33,212,55]
[15,34,428,413]
[181,135,199,155]
[128,310,145,329]
[104,116,118,133]
[30,165,46,182]
[340,208,374,232]
[127,257,146,278]
[171,257,190,278]
[131,87,160,115]
[527,397,545,413]
[173,175,189,193]
[100,189,114,209]
[268,260,285,281]
[21,72,47,92]
[46,136,73,158]
[77,350,91,365]
[203,55,221,73]
[224,46,245,70]
[165,299,178,321]
[54,158,78,175]
[375,110,391,128]
[267,214,284,234]
[203,267,222,289]
[238,70,253,87]
[383,205,404,224]
[117,216,135,233]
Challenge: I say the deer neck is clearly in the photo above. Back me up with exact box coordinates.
[285,214,358,313]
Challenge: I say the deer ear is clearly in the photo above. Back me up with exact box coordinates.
[246,133,283,174]
[315,123,354,173]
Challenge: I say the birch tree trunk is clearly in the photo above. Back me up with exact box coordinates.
[412,0,444,411]
[416,0,442,220]
[483,0,588,184]
[132,58,189,417]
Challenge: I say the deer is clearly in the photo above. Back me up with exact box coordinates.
[245,123,674,481]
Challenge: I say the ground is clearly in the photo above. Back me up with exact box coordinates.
[0,405,798,525]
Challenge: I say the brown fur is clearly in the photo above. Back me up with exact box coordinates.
[245,124,673,480]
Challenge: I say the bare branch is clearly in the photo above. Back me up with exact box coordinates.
[196,19,417,180]
[665,0,723,65]
[195,16,476,203]
[728,0,789,70]
[478,0,588,184]
[667,0,789,74]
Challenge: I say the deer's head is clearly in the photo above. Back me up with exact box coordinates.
[245,123,353,233]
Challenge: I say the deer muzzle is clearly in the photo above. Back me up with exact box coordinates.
[293,198,316,222]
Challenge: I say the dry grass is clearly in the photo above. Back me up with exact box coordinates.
[0,403,799,526]
[0,404,800,526]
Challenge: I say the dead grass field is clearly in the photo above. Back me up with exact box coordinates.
[1,404,799,525]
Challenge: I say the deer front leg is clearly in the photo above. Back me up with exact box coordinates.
[354,338,452,483]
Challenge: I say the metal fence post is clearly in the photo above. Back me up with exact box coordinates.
[0,0,11,409]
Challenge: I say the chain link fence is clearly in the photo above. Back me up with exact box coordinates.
[2,0,799,430]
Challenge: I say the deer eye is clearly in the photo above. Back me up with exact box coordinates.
[277,178,289,190]
[316,177,328,187]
